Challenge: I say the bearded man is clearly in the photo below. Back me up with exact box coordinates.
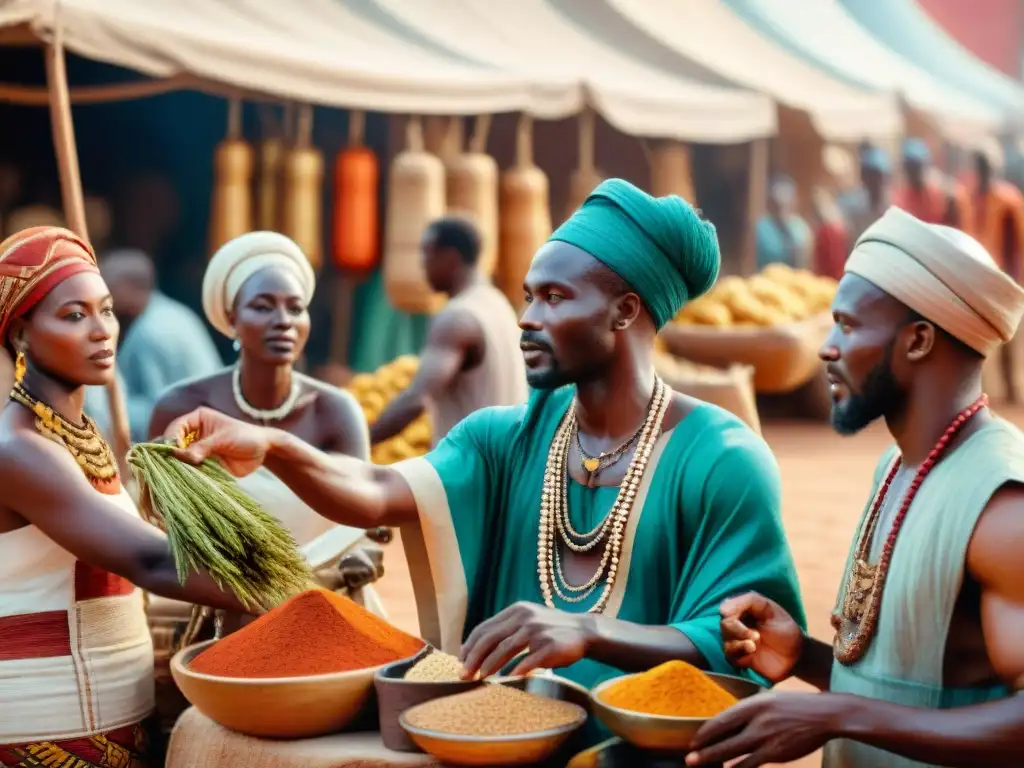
[687,207,1024,768]
[160,180,805,729]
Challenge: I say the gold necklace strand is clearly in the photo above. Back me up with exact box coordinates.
[557,380,665,550]
[538,378,671,613]
[553,381,667,594]
[574,407,647,476]
[9,383,118,482]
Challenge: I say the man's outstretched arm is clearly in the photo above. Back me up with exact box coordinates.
[369,311,481,445]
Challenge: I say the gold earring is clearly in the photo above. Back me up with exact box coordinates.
[14,350,26,384]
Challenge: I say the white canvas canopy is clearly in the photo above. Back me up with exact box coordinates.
[368,0,777,143]
[724,0,1003,142]
[600,0,902,142]
[841,0,1024,122]
[1,0,576,117]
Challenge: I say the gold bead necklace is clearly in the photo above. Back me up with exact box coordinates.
[9,382,118,483]
[537,377,670,614]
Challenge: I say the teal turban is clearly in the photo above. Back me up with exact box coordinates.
[549,178,720,329]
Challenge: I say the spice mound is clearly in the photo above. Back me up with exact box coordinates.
[190,589,425,678]
[404,649,467,682]
[600,661,738,718]
[404,684,582,736]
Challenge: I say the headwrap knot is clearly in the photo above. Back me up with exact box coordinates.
[202,231,316,339]
[548,179,720,328]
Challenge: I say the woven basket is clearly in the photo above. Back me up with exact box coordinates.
[659,313,832,395]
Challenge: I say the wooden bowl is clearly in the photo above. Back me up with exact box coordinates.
[170,639,382,738]
[659,313,831,394]
[589,672,763,753]
[374,646,483,752]
[399,695,587,767]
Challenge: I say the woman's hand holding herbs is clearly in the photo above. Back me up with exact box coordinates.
[165,406,274,477]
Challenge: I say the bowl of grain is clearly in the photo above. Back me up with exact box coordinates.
[374,646,483,751]
[590,661,763,753]
[399,682,587,766]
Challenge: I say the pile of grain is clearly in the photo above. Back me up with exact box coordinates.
[404,684,581,736]
[404,649,466,682]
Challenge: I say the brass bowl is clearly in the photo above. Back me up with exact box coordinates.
[491,670,592,712]
[170,639,382,738]
[589,672,763,753]
[399,690,587,766]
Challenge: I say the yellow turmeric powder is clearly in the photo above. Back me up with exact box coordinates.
[600,660,737,718]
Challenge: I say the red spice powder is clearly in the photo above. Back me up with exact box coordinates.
[190,589,425,678]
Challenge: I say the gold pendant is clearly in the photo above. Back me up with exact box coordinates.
[582,457,600,473]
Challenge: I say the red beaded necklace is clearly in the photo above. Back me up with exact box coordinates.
[832,393,988,664]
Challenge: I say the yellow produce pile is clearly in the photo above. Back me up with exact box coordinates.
[346,355,432,465]
[673,264,837,328]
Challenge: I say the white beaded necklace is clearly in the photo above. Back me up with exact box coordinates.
[537,377,671,614]
[231,365,302,423]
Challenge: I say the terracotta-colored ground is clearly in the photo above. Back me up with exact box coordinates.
[373,408,1024,767]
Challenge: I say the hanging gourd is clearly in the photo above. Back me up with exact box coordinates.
[649,140,696,204]
[498,114,551,308]
[384,117,446,315]
[328,110,380,364]
[332,110,379,273]
[208,98,254,256]
[255,104,286,231]
[445,114,499,278]
[279,104,324,270]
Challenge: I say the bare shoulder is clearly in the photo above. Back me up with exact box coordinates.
[429,304,483,345]
[149,368,230,438]
[967,482,1024,586]
[302,374,363,420]
[0,413,82,490]
[301,374,369,458]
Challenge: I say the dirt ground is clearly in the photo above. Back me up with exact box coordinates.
[372,407,1024,767]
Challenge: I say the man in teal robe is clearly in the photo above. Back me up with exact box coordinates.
[163,179,806,739]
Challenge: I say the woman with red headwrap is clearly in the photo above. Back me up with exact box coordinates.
[0,227,250,767]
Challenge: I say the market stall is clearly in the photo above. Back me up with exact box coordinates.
[724,0,1004,145]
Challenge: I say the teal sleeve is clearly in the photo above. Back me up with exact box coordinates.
[422,405,523,600]
[670,426,806,686]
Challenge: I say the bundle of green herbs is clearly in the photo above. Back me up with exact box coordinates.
[128,439,313,611]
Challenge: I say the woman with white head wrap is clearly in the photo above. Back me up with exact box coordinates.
[144,232,390,732]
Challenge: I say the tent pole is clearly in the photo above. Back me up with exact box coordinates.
[742,137,769,276]
[45,24,132,473]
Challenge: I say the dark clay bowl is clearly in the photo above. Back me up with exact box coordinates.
[374,645,483,751]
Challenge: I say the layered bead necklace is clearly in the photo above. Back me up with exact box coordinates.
[832,393,988,664]
[9,382,118,485]
[537,376,671,614]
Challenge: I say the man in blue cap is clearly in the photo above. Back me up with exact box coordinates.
[159,179,805,731]
[893,138,973,230]
[838,142,892,242]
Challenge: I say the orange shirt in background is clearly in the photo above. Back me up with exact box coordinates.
[892,181,974,233]
[972,180,1024,278]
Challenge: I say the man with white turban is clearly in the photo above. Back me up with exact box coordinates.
[968,140,1024,403]
[690,207,1024,768]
